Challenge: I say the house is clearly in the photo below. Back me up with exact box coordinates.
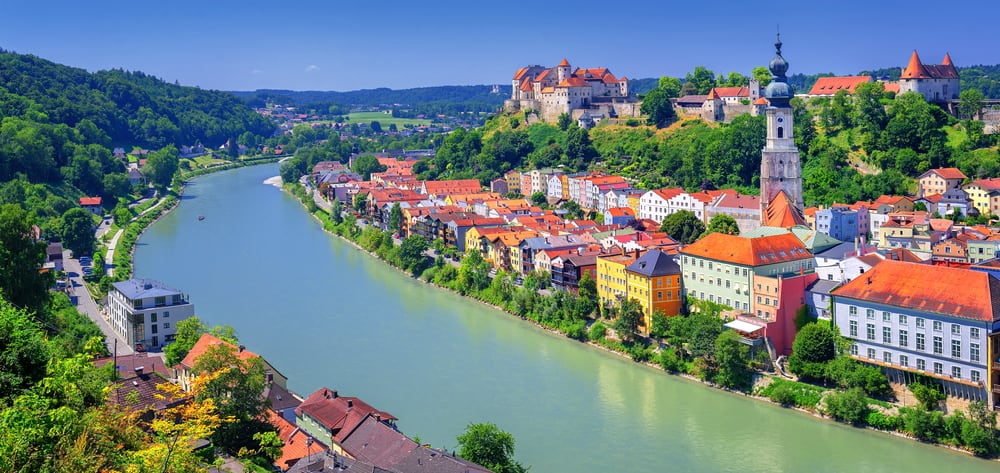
[173,333,288,392]
[340,414,491,473]
[45,242,63,272]
[815,206,858,243]
[107,279,194,352]
[832,260,998,408]
[805,76,884,97]
[624,249,684,333]
[95,352,170,379]
[918,168,967,198]
[107,367,183,421]
[596,250,640,309]
[80,196,102,215]
[637,188,684,223]
[706,190,761,234]
[899,50,960,103]
[604,207,635,226]
[127,167,146,186]
[551,251,598,294]
[421,179,482,198]
[267,409,327,472]
[490,177,509,195]
[295,388,397,455]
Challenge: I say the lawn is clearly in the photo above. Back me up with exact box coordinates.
[192,155,230,167]
[344,111,431,128]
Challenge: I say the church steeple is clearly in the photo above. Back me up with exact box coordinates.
[760,34,805,227]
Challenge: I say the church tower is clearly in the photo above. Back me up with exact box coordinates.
[759,35,805,226]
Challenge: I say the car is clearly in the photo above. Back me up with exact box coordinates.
[79,256,92,266]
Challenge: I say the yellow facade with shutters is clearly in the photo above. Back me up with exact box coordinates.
[596,254,633,309]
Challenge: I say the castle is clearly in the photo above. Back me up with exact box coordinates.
[505,58,640,123]
[899,50,960,103]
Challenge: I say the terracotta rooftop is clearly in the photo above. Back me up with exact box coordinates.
[921,167,967,180]
[178,333,259,370]
[807,76,873,96]
[681,232,812,267]
[296,388,397,444]
[970,178,1000,191]
[267,409,325,471]
[558,58,570,67]
[712,86,750,98]
[833,260,1000,322]
[761,191,807,228]
[80,196,102,206]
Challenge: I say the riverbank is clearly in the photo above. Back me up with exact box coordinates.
[280,180,1000,460]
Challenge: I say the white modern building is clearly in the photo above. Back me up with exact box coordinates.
[108,278,195,351]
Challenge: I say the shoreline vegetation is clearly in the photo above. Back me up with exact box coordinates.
[278,179,1000,460]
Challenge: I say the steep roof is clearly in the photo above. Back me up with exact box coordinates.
[296,388,397,444]
[178,333,259,370]
[761,191,807,227]
[681,232,812,267]
[970,177,1000,191]
[558,58,570,67]
[340,414,418,467]
[920,167,967,180]
[901,50,930,79]
[807,76,873,96]
[833,260,1000,322]
[626,249,681,277]
[267,409,325,471]
[901,50,959,80]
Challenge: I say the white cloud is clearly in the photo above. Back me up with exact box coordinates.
[305,64,320,72]
[251,69,264,75]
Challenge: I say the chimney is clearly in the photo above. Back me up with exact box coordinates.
[347,399,353,408]
[238,345,245,353]
[134,366,144,376]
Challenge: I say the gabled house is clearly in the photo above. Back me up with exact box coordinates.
[173,333,287,392]
[295,388,397,455]
[918,167,967,198]
[80,196,102,215]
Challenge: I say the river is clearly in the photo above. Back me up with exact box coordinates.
[134,164,996,473]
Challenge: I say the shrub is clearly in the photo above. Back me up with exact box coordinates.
[824,388,869,424]
[902,407,946,442]
[588,321,607,341]
[562,320,587,341]
[909,376,945,410]
[766,381,797,406]
[866,411,902,431]
[657,347,683,373]
[755,378,823,408]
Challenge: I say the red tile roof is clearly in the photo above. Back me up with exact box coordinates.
[712,86,750,98]
[807,76,872,96]
[762,191,806,227]
[296,388,396,444]
[557,77,588,88]
[681,232,811,267]
[971,177,1000,191]
[901,50,959,80]
[925,167,967,180]
[558,58,570,67]
[833,260,1000,322]
[267,409,324,471]
[753,97,768,105]
[607,207,634,217]
[901,50,930,79]
[80,196,102,206]
[179,333,259,370]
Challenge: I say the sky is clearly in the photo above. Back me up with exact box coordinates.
[2,0,998,92]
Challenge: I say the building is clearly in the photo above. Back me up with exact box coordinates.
[759,36,805,227]
[963,178,1000,216]
[173,333,288,392]
[917,168,967,199]
[80,196,102,215]
[815,206,859,243]
[899,50,960,103]
[596,251,639,309]
[506,58,639,122]
[625,249,684,333]
[831,260,999,407]
[107,279,194,351]
[295,387,398,455]
[806,76,874,97]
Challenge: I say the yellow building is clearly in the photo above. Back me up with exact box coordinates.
[624,250,683,334]
[464,226,507,257]
[596,252,637,308]
[964,178,1000,216]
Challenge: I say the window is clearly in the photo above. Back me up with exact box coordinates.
[850,344,858,356]
[155,296,166,307]
[757,296,762,303]
[883,352,892,363]
[867,348,876,359]
[849,306,858,317]
[972,370,981,383]
[917,359,926,371]
[952,340,961,358]
[164,323,170,329]
[657,291,662,299]
[849,320,858,337]
[866,309,875,320]
[899,330,908,347]
[951,324,961,336]
[883,327,891,344]
[725,280,731,289]
[151,324,158,334]
[916,318,925,328]
[708,262,713,270]
[952,366,961,378]
[933,362,943,375]
[883,311,891,322]
[866,324,875,341]
[933,320,942,332]
[151,313,157,323]
[971,343,980,363]
[900,355,909,367]
[916,333,926,351]
[898,314,907,325]
[933,336,942,355]
[971,327,980,339]
[164,311,169,318]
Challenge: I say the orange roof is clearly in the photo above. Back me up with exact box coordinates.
[901,50,930,79]
[706,88,721,100]
[558,58,570,67]
[267,410,321,471]
[607,207,634,217]
[924,167,967,180]
[971,178,1000,191]
[883,82,900,94]
[833,260,1000,322]
[762,191,807,227]
[681,232,811,267]
[807,76,872,96]
[424,179,482,195]
[651,187,685,201]
[942,53,953,66]
[712,86,750,98]
[519,80,533,91]
[557,77,588,88]
[179,333,258,369]
[753,97,768,105]
[80,196,102,206]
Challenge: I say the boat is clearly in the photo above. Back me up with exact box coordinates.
[198,215,205,221]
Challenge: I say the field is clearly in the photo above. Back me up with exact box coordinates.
[345,111,431,128]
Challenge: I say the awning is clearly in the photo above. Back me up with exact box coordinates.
[725,319,765,333]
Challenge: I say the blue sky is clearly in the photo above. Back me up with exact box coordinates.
[3,0,997,92]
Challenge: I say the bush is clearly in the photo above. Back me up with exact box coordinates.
[824,387,870,424]
[824,357,891,397]
[909,376,945,410]
[562,320,587,341]
[657,347,683,373]
[902,407,946,442]
[866,411,902,431]
[588,321,607,341]
[626,342,653,362]
[755,378,823,408]
[788,322,836,379]
[766,381,797,406]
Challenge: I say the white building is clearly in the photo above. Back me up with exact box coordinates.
[108,279,195,351]
[638,188,684,223]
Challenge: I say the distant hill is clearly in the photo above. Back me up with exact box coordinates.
[0,49,275,148]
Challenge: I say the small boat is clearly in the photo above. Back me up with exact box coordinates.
[198,215,205,221]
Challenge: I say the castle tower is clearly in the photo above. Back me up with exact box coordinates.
[557,58,571,82]
[760,35,805,227]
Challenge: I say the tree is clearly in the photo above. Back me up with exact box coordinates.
[659,210,705,244]
[388,202,403,234]
[788,322,836,379]
[330,198,343,224]
[641,87,675,128]
[353,192,367,213]
[557,113,572,131]
[369,120,383,134]
[684,66,716,95]
[703,214,740,236]
[112,203,132,227]
[714,330,752,390]
[351,154,387,180]
[824,387,870,424]
[752,66,772,87]
[530,191,547,207]
[0,204,53,314]
[0,299,50,402]
[959,89,986,120]
[102,173,131,200]
[612,298,643,341]
[193,344,272,455]
[456,422,528,473]
[963,401,998,456]
[396,236,429,276]
[144,145,179,188]
[163,317,208,366]
[657,76,682,99]
[61,207,96,257]
[649,310,670,338]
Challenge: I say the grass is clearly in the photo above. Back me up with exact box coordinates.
[944,125,967,149]
[343,111,431,128]
[192,155,230,167]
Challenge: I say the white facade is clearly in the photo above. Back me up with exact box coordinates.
[638,190,672,223]
[108,279,195,351]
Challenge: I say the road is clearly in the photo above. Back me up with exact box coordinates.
[63,252,134,356]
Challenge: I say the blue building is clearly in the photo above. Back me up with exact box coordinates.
[815,206,858,243]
